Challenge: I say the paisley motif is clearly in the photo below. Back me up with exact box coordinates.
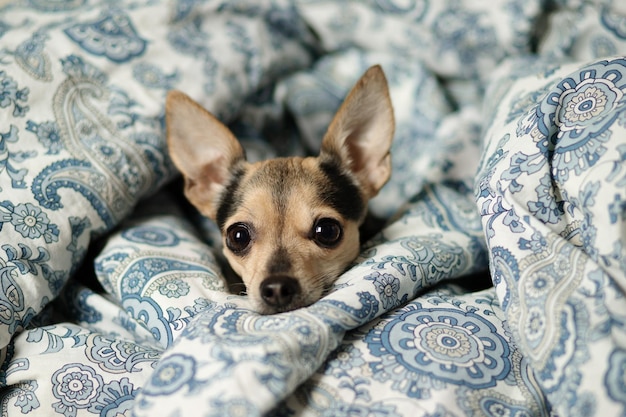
[0,263,24,327]
[121,226,180,247]
[40,54,156,226]
[32,159,118,227]
[509,236,586,368]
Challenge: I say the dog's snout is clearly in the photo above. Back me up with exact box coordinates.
[260,276,300,309]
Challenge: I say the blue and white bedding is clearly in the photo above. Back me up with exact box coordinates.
[0,1,625,416]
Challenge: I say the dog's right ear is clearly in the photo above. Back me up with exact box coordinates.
[166,90,245,220]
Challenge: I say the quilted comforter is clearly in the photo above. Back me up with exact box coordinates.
[0,1,625,416]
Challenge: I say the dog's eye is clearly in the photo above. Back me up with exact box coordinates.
[226,223,253,254]
[312,218,343,248]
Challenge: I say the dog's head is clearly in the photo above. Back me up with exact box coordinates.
[166,65,394,314]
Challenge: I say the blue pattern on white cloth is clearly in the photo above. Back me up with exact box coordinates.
[0,1,624,416]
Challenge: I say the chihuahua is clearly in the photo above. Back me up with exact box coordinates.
[166,65,394,314]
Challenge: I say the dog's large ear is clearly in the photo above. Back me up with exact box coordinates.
[320,65,395,200]
[166,90,245,220]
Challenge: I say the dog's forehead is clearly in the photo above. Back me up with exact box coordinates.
[242,158,324,217]
[250,158,308,197]
[216,157,365,229]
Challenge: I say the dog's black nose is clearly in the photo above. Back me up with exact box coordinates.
[260,276,300,309]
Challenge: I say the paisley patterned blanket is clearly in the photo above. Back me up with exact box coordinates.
[1,1,625,416]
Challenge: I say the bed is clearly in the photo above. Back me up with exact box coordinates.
[0,1,625,416]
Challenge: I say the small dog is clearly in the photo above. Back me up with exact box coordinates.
[166,65,394,314]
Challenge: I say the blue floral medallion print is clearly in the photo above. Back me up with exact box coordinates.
[366,303,511,393]
[476,44,626,417]
[542,59,626,182]
[0,202,59,243]
[366,272,402,310]
[52,363,104,416]
[142,353,198,397]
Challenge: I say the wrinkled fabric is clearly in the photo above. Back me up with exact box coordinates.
[0,1,624,416]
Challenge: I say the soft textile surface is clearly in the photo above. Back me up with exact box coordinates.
[0,1,625,416]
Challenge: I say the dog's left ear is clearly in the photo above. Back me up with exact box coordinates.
[320,65,395,200]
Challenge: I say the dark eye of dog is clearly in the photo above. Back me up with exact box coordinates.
[312,218,343,248]
[226,223,253,254]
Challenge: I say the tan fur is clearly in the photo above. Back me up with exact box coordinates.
[166,65,394,314]
[220,158,362,313]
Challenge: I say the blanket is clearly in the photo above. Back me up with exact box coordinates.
[0,1,625,416]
